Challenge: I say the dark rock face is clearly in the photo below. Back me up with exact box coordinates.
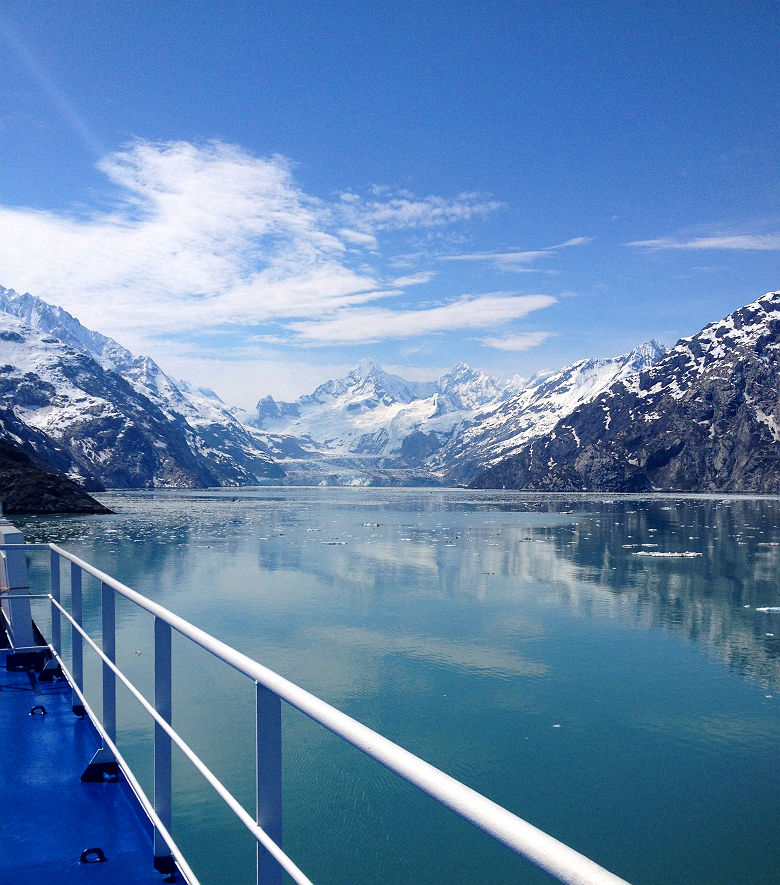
[471,291,780,493]
[0,438,110,514]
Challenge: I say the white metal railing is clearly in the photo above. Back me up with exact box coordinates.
[3,536,630,885]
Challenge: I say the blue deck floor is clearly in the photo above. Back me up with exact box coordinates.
[1,657,165,884]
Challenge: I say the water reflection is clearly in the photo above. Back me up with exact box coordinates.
[13,490,780,885]
[17,492,780,694]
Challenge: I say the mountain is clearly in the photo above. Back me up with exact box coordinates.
[0,286,283,488]
[471,290,780,492]
[0,434,110,514]
[426,342,666,481]
[250,358,523,482]
[0,284,673,491]
[250,346,665,484]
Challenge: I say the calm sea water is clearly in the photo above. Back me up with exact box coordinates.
[16,489,780,884]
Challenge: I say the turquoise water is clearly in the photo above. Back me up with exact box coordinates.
[17,490,780,884]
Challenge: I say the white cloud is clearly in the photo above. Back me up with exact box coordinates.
[0,141,511,357]
[275,293,556,345]
[480,331,552,351]
[0,141,377,339]
[337,228,378,249]
[392,271,436,286]
[627,233,780,251]
[0,140,561,400]
[336,189,502,232]
[441,236,592,271]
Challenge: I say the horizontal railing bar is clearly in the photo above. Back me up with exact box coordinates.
[47,644,202,885]
[50,596,313,885]
[50,543,628,885]
[0,643,50,652]
[0,543,51,549]
[0,593,50,599]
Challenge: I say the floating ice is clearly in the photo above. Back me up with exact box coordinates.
[631,551,703,558]
[756,606,780,613]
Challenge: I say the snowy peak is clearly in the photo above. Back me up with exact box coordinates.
[255,360,439,431]
[434,363,519,414]
[0,286,132,372]
[251,359,507,457]
[0,284,282,486]
[250,344,664,477]
[629,290,780,402]
[471,289,780,493]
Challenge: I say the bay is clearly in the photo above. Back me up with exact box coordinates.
[16,489,780,884]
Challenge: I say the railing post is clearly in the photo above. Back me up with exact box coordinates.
[154,616,173,862]
[256,682,282,885]
[49,549,61,655]
[101,581,116,742]
[0,519,34,648]
[71,562,83,713]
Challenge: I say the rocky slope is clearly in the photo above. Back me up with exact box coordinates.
[428,342,665,481]
[0,434,110,514]
[471,290,780,492]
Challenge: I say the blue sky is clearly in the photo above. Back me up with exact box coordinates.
[0,1,777,408]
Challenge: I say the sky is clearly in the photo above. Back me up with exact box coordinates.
[0,1,777,409]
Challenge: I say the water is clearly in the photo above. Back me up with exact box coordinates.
[16,489,780,884]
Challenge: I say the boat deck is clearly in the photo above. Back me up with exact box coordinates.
[1,656,163,884]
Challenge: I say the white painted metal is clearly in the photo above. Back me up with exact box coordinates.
[50,595,314,885]
[0,521,34,648]
[70,561,83,711]
[256,683,283,885]
[50,549,61,654]
[48,543,629,885]
[101,581,116,742]
[154,616,173,859]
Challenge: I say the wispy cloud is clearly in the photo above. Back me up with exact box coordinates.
[0,139,561,401]
[271,293,556,345]
[480,331,553,351]
[627,232,780,251]
[0,140,509,355]
[338,228,378,249]
[441,236,592,271]
[392,271,436,286]
[337,189,502,232]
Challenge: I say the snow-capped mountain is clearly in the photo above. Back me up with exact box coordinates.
[250,358,523,465]
[0,286,282,488]
[471,290,780,492]
[250,345,665,484]
[0,283,673,491]
[427,342,666,481]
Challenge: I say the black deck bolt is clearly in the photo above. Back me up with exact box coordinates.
[79,847,108,864]
[29,705,46,716]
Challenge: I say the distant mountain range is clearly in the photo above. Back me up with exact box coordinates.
[471,290,780,493]
[0,283,777,502]
[250,344,665,484]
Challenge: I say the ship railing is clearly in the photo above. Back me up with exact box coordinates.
[2,537,629,885]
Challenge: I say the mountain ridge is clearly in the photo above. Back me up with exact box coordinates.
[0,286,283,488]
[471,290,780,492]
[250,342,665,484]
